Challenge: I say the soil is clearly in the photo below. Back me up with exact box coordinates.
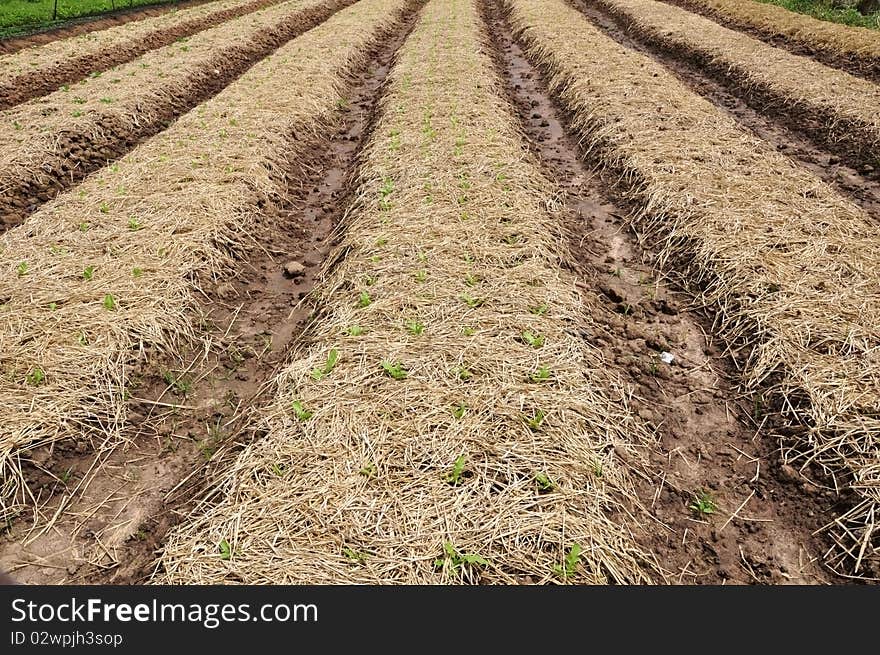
[0,0,354,234]
[0,0,219,54]
[662,0,880,84]
[0,0,285,110]
[569,0,880,221]
[483,0,835,584]
[0,6,420,584]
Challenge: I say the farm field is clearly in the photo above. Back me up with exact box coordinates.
[0,0,877,585]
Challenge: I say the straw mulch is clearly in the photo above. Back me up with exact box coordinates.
[158,0,661,585]
[673,0,880,75]
[0,0,342,222]
[0,0,408,524]
[508,0,880,577]
[0,0,281,106]
[594,0,880,165]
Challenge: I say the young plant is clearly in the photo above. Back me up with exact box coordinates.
[689,489,717,516]
[310,349,339,380]
[530,366,551,383]
[528,303,548,316]
[344,325,365,337]
[456,366,473,381]
[534,471,555,492]
[464,273,479,287]
[434,541,488,573]
[132,267,143,278]
[82,266,95,281]
[526,409,547,432]
[378,177,394,211]
[445,455,467,486]
[358,461,377,477]
[128,217,142,231]
[554,543,582,580]
[218,539,233,561]
[521,330,545,348]
[26,367,45,386]
[357,291,372,308]
[291,400,313,422]
[343,547,369,565]
[381,361,407,380]
[451,403,467,420]
[414,269,427,283]
[103,294,116,311]
[162,371,191,395]
[459,293,483,309]
[405,320,425,336]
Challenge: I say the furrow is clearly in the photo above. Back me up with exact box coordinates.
[0,0,412,525]
[0,0,285,109]
[506,0,880,578]
[158,0,661,585]
[0,0,352,231]
[583,0,880,172]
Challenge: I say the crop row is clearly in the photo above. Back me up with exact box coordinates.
[0,0,412,524]
[0,0,350,231]
[159,0,659,584]
[0,0,284,109]
[668,0,880,80]
[590,0,880,169]
[507,0,880,576]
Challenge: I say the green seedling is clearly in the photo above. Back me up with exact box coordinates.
[414,269,427,282]
[291,400,313,422]
[534,471,555,492]
[79,222,90,232]
[434,541,488,573]
[60,467,74,484]
[464,273,479,287]
[461,326,475,337]
[456,366,473,381]
[310,349,339,380]
[689,490,717,516]
[381,361,407,380]
[102,294,116,310]
[218,539,232,561]
[357,291,372,308]
[78,331,89,346]
[529,303,548,316]
[521,330,545,348]
[530,366,551,383]
[378,177,394,210]
[374,238,387,248]
[344,325,365,337]
[270,463,285,477]
[99,202,109,213]
[358,462,377,477]
[554,543,582,580]
[459,293,483,308]
[406,320,424,336]
[445,455,467,486]
[132,267,143,278]
[49,302,57,311]
[363,274,377,287]
[16,261,28,277]
[128,217,142,231]
[26,367,45,386]
[527,409,547,432]
[162,371,191,395]
[503,234,520,245]
[82,266,94,281]
[343,547,369,565]
[451,403,467,420]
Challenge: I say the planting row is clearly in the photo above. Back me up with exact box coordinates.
[666,0,880,80]
[587,0,880,170]
[0,0,351,231]
[506,0,880,576]
[159,0,659,584]
[0,0,412,524]
[0,0,284,109]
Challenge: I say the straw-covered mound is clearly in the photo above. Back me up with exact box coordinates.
[0,0,283,110]
[0,0,344,230]
[0,0,409,523]
[671,0,880,78]
[594,0,880,166]
[158,0,660,585]
[507,0,880,577]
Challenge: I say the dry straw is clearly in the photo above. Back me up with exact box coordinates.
[0,0,283,108]
[0,0,346,228]
[671,0,880,77]
[507,0,880,577]
[0,0,408,524]
[593,0,880,166]
[159,0,660,585]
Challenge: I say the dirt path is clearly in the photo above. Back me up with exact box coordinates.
[569,0,880,221]
[0,0,219,54]
[484,0,833,584]
[0,8,419,584]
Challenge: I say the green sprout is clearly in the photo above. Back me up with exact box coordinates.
[16,261,28,277]
[445,455,467,486]
[357,291,372,308]
[406,320,425,336]
[521,330,545,348]
[291,400,313,422]
[534,471,555,492]
[553,543,582,580]
[82,266,95,281]
[530,366,551,383]
[689,490,717,516]
[381,361,407,380]
[310,348,339,380]
[434,541,488,573]
[344,325,365,337]
[527,409,547,432]
[26,367,45,386]
[103,294,116,310]
[451,403,467,420]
